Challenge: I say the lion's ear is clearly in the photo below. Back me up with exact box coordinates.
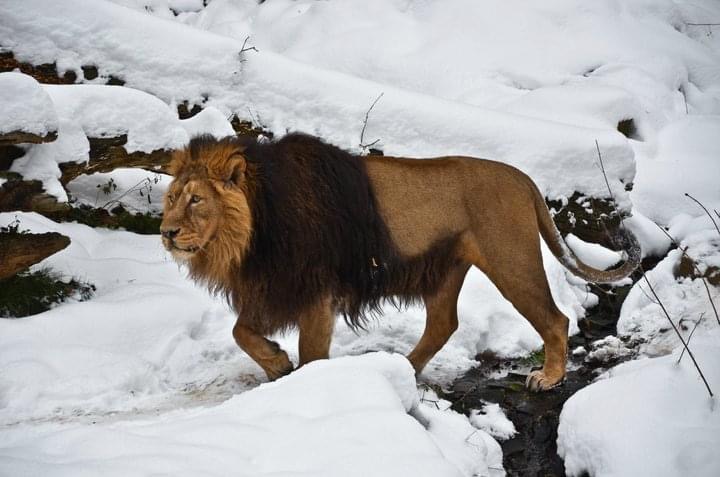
[226,151,247,185]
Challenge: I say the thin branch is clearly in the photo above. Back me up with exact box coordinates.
[686,23,720,26]
[238,36,259,63]
[685,192,720,236]
[359,92,384,151]
[240,36,258,54]
[652,223,720,326]
[677,313,704,364]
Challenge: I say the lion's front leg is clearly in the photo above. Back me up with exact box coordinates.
[232,321,293,380]
[298,296,335,367]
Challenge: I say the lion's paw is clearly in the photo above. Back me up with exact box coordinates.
[525,369,564,392]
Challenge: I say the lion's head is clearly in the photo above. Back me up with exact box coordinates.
[161,136,253,281]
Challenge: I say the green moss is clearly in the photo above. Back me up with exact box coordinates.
[49,204,161,235]
[519,348,545,368]
[0,268,95,318]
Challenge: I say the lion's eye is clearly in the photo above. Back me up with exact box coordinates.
[167,194,175,205]
[190,195,202,204]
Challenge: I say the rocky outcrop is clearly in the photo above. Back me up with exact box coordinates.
[59,136,173,185]
[0,130,57,146]
[0,230,70,280]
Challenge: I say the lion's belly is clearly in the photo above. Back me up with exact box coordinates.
[365,156,471,257]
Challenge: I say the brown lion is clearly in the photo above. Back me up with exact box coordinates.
[160,133,640,391]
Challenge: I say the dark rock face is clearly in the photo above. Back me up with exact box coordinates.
[547,192,624,249]
[59,136,173,185]
[0,130,58,146]
[0,51,76,84]
[0,231,70,280]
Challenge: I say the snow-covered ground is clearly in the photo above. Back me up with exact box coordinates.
[1,0,720,475]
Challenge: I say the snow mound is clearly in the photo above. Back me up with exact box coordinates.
[44,84,187,153]
[179,106,235,140]
[558,332,720,477]
[0,352,501,477]
[0,72,58,136]
[469,402,517,441]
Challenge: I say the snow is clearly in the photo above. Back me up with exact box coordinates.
[0,0,645,204]
[67,168,171,214]
[179,106,235,140]
[44,84,187,154]
[618,216,720,356]
[469,403,517,441]
[565,233,623,271]
[0,353,502,477]
[558,331,720,477]
[10,119,89,202]
[0,211,587,424]
[561,215,720,476]
[7,80,235,202]
[631,115,720,224]
[0,72,58,137]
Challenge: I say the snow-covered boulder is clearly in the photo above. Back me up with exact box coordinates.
[0,72,58,143]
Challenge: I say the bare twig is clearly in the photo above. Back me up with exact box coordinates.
[685,192,720,236]
[686,23,720,26]
[240,36,258,54]
[100,177,157,211]
[239,36,259,63]
[595,140,713,397]
[359,92,384,151]
[678,313,705,364]
[652,223,720,326]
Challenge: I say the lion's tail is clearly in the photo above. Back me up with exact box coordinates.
[531,184,641,284]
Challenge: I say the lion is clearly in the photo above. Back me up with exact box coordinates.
[160,133,640,391]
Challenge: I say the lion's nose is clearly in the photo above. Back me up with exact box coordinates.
[161,227,180,240]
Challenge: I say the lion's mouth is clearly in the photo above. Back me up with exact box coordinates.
[172,244,200,253]
[162,238,202,256]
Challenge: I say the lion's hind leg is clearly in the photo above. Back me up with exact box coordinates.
[475,238,569,392]
[232,321,294,380]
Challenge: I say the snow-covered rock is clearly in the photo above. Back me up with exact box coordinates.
[0,72,58,139]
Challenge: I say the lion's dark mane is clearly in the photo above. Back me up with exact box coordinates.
[200,133,460,334]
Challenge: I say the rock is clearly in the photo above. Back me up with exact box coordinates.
[59,136,173,185]
[547,192,624,250]
[0,145,26,170]
[0,130,57,146]
[1,51,124,86]
[0,177,69,214]
[0,51,76,85]
[677,253,720,286]
[0,231,70,280]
